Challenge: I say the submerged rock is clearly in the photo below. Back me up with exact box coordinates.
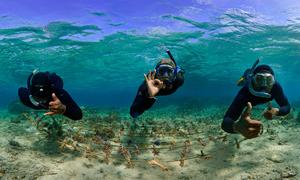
[8,139,21,147]
[280,166,298,178]
[266,153,284,163]
[153,139,161,146]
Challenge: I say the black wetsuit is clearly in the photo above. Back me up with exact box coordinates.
[222,81,290,133]
[18,73,82,120]
[130,72,184,118]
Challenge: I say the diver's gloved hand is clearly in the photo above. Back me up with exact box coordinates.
[44,93,66,116]
[263,103,279,120]
[144,70,164,98]
[233,102,262,139]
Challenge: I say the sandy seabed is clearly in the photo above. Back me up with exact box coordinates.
[0,105,299,180]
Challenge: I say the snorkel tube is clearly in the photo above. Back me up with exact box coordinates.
[245,58,260,82]
[166,49,177,66]
[237,58,260,86]
[250,58,260,74]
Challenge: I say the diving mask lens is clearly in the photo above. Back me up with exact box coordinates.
[157,65,175,78]
[254,73,275,88]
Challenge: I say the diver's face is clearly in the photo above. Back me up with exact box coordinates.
[156,64,175,82]
[253,73,275,93]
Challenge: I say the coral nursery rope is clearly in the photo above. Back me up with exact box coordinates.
[130,155,210,163]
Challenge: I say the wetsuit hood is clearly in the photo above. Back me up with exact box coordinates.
[155,59,176,69]
[28,72,53,102]
[253,65,274,76]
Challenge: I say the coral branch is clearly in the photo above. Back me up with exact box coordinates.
[148,159,168,171]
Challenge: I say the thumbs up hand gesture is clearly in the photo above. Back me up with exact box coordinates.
[233,102,263,139]
[44,93,66,116]
[263,102,279,120]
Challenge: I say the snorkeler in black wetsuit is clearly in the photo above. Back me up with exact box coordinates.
[18,70,82,120]
[222,61,291,139]
[130,50,184,118]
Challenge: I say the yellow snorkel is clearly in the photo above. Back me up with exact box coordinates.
[237,76,245,86]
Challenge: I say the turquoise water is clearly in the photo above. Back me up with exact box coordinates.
[1,4,300,110]
[1,2,300,179]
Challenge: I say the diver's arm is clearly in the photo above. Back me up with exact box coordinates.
[55,89,83,120]
[272,82,291,116]
[130,82,156,118]
[222,88,248,133]
[18,87,44,110]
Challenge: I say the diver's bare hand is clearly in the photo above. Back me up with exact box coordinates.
[233,102,262,139]
[44,93,66,115]
[144,70,163,98]
[263,103,279,120]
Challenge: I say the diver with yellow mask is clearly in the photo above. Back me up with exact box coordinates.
[130,50,185,118]
[222,60,291,139]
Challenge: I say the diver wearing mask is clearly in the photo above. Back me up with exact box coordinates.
[222,60,291,139]
[130,50,184,118]
[18,70,82,120]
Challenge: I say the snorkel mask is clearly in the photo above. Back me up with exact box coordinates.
[237,60,275,98]
[155,50,181,84]
[248,65,275,98]
[156,64,176,81]
[28,70,53,106]
[253,73,275,90]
